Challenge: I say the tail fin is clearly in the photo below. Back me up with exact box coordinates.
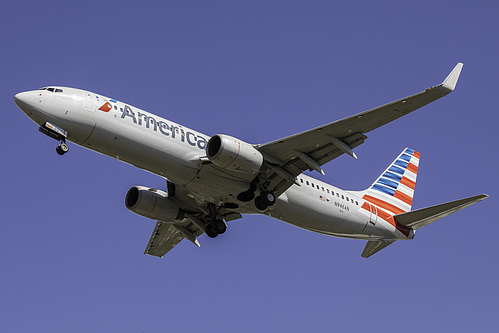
[362,148,420,214]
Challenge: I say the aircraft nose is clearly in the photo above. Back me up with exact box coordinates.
[14,91,34,109]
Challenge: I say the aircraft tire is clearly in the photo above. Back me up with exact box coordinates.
[213,219,227,234]
[60,143,69,153]
[206,224,218,238]
[254,196,268,211]
[56,143,69,155]
[262,191,276,206]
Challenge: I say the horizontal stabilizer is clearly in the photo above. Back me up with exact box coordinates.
[394,194,489,230]
[361,240,396,258]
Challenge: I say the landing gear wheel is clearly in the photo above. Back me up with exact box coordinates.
[56,142,69,155]
[262,191,276,206]
[254,196,268,211]
[205,224,218,238]
[213,219,227,234]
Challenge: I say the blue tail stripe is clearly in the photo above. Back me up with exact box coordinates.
[399,153,412,162]
[383,171,402,182]
[388,165,405,176]
[394,159,409,169]
[372,184,396,196]
[377,177,399,189]
[405,148,415,155]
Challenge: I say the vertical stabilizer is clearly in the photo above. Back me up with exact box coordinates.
[362,148,420,214]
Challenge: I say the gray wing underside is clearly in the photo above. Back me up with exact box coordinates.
[145,220,204,258]
[145,222,184,257]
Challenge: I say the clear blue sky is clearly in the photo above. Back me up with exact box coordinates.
[2,1,497,332]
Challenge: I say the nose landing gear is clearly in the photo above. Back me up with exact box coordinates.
[39,122,69,156]
[56,141,69,155]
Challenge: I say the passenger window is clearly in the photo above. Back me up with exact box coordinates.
[300,179,304,183]
[346,197,349,201]
[311,183,314,187]
[306,181,309,186]
[341,195,344,199]
[317,185,319,189]
[326,189,330,194]
[355,201,359,205]
[336,193,339,197]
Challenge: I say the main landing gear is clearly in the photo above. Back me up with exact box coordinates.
[203,203,228,239]
[254,191,276,211]
[205,219,227,238]
[236,177,277,211]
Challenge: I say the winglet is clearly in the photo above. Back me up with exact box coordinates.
[440,62,463,92]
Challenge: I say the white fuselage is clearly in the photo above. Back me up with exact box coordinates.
[14,87,413,242]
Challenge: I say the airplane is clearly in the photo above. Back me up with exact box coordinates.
[14,62,488,258]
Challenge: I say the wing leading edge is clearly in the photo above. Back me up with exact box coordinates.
[258,63,464,197]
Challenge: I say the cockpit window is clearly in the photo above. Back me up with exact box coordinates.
[38,87,63,93]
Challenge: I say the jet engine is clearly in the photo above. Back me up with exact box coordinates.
[206,134,263,173]
[125,186,184,221]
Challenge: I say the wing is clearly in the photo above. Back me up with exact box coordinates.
[258,63,463,197]
[145,222,185,258]
[144,218,204,258]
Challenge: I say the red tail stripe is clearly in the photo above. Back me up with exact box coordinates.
[362,195,405,215]
[361,202,412,237]
[377,208,395,226]
[406,163,418,174]
[400,176,416,190]
[413,151,420,159]
[394,190,413,206]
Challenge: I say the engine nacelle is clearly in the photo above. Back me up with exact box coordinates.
[125,186,184,221]
[206,134,264,173]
